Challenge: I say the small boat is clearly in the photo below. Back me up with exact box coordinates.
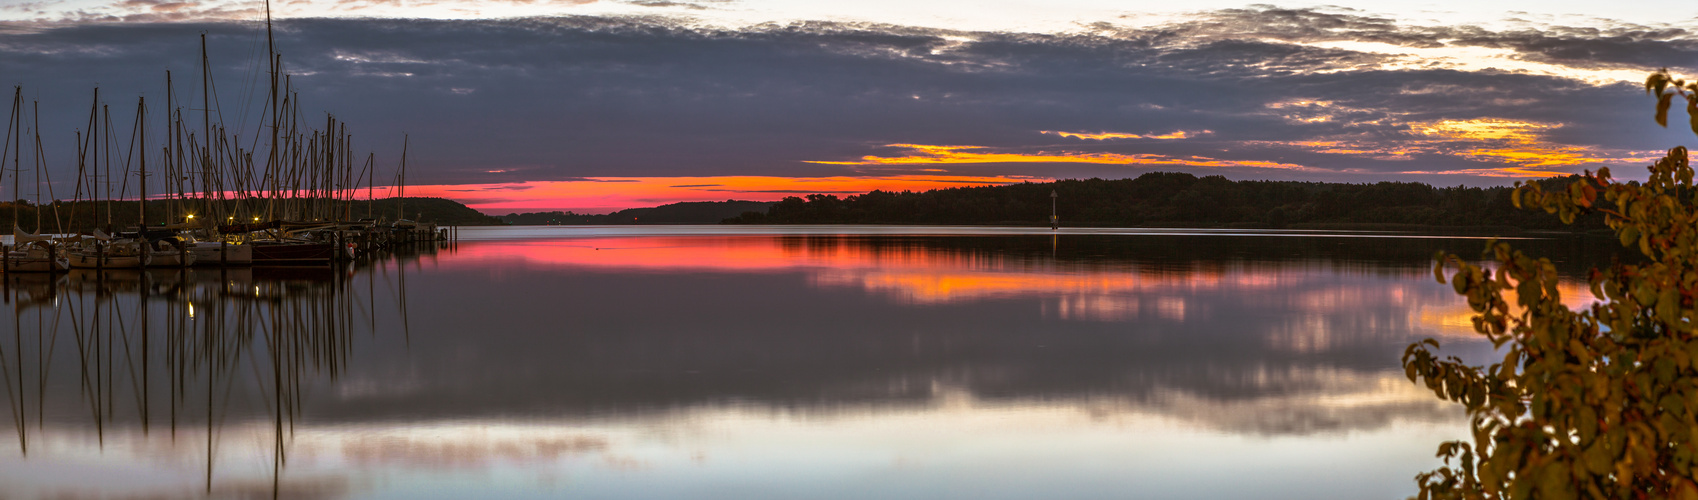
[66,230,148,269]
[137,229,198,267]
[187,238,254,266]
[250,239,336,265]
[4,227,68,273]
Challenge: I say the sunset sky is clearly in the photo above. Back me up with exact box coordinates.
[3,1,1697,213]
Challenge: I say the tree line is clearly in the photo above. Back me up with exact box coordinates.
[723,172,1611,231]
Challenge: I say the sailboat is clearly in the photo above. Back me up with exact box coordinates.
[66,91,147,269]
[3,86,67,272]
[129,90,195,268]
[66,228,147,268]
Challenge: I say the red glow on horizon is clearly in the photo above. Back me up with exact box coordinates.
[399,175,1045,214]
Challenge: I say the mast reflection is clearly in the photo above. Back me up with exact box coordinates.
[0,246,422,498]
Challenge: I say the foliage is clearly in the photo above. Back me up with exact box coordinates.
[1402,72,1698,499]
[722,174,1607,230]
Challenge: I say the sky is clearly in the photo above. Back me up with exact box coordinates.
[2,1,1697,213]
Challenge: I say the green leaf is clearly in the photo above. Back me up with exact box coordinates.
[1660,287,1682,324]
[1538,462,1575,500]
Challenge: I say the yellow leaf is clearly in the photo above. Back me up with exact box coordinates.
[1658,92,1675,127]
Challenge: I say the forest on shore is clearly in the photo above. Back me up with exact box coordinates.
[721,172,1610,231]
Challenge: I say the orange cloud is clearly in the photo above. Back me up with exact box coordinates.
[805,144,1305,169]
[1041,130,1212,140]
[1250,118,1660,177]
[401,174,1043,213]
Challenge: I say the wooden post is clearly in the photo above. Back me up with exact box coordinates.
[97,241,104,271]
[3,243,10,274]
[220,238,227,266]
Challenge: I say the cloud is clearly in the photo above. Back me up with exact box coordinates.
[1041,130,1212,140]
[0,6,1691,207]
[806,144,1310,170]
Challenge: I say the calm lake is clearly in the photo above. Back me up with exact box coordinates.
[0,226,1622,499]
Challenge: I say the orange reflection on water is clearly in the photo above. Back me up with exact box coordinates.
[446,236,1310,306]
[443,236,1475,331]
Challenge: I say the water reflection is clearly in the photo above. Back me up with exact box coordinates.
[0,249,421,499]
[0,229,1623,499]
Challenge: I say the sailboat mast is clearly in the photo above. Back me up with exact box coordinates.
[264,0,278,223]
[34,100,53,234]
[397,134,406,222]
[11,86,20,230]
[165,70,175,224]
[202,33,213,228]
[139,96,147,228]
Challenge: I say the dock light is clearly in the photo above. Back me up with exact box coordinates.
[186,214,195,220]
[254,217,260,221]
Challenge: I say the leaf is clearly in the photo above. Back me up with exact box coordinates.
[1434,252,1447,284]
[1584,441,1613,475]
[1679,480,1698,500]
[1688,95,1698,136]
[1538,462,1575,500]
[1651,69,1673,95]
[1659,92,1676,127]
[1660,287,1681,324]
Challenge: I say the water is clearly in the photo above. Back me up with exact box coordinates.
[0,226,1622,499]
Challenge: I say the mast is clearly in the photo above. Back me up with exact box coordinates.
[34,100,56,234]
[264,0,278,223]
[138,96,147,228]
[10,86,20,230]
[202,33,213,229]
[166,69,179,224]
[397,134,407,222]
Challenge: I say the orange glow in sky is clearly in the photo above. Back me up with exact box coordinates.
[401,174,1044,213]
[805,144,1307,169]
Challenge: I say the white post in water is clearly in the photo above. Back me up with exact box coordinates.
[1050,190,1058,230]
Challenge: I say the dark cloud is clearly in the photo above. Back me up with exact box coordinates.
[0,8,1693,194]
